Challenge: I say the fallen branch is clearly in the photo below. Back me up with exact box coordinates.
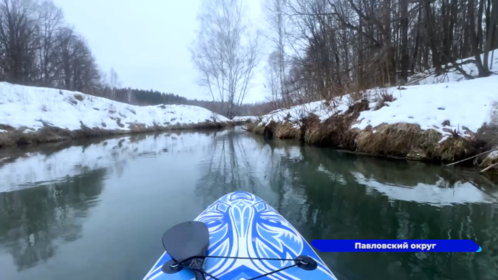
[480,161,498,173]
[442,168,498,201]
[445,149,497,167]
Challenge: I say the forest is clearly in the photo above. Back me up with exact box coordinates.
[102,87,273,116]
[263,0,498,106]
[0,0,100,93]
[2,0,497,118]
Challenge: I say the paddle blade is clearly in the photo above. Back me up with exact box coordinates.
[162,221,209,263]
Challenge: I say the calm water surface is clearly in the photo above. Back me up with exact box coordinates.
[0,129,497,280]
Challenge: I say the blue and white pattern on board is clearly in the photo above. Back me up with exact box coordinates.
[144,191,336,280]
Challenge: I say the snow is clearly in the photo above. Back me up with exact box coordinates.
[353,76,498,137]
[489,151,498,158]
[260,100,350,128]
[232,116,259,122]
[409,49,498,85]
[0,82,228,132]
[484,150,498,164]
[257,50,498,139]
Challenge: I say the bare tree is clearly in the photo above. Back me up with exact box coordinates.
[108,67,120,99]
[0,0,102,92]
[265,51,281,108]
[265,0,289,106]
[56,27,99,92]
[190,0,260,119]
[35,0,63,86]
[0,0,38,84]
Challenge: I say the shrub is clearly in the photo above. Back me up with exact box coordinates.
[74,94,84,101]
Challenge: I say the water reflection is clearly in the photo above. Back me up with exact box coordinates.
[0,169,105,270]
[0,134,175,193]
[0,129,496,280]
[195,133,498,280]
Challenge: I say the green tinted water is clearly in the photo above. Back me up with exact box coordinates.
[0,129,497,280]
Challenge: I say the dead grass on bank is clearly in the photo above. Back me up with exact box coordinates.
[356,124,435,158]
[480,152,498,172]
[245,122,261,133]
[250,97,481,162]
[373,88,397,111]
[315,99,370,148]
[274,122,300,139]
[355,123,475,162]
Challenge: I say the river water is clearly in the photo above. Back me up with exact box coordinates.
[0,129,497,280]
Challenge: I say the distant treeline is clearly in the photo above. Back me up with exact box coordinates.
[93,87,273,117]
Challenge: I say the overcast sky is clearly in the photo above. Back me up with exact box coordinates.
[52,0,267,103]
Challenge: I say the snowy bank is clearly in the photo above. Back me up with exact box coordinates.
[250,59,498,164]
[353,77,498,141]
[0,82,230,147]
[232,116,259,123]
[408,50,498,85]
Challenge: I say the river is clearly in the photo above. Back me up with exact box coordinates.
[0,128,497,280]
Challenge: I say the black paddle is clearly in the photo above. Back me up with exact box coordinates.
[161,221,209,280]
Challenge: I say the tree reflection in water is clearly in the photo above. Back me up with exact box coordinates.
[0,169,106,271]
[195,131,498,280]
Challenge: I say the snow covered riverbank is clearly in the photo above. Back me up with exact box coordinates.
[0,82,231,148]
[250,60,498,169]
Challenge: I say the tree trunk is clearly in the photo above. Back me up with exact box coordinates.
[400,0,409,84]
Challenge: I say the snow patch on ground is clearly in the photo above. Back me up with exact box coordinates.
[409,50,498,85]
[484,150,498,165]
[260,99,350,128]
[353,76,498,137]
[0,82,228,132]
[233,116,259,122]
[255,51,498,140]
[257,72,498,139]
[489,151,498,158]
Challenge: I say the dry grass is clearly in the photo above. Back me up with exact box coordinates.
[343,84,367,106]
[253,124,265,135]
[373,88,397,110]
[312,99,370,148]
[74,94,84,101]
[274,122,300,139]
[480,150,498,170]
[301,114,321,143]
[356,123,439,158]
[355,123,473,161]
[245,121,258,132]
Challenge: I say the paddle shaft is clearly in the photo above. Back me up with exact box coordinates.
[194,270,206,280]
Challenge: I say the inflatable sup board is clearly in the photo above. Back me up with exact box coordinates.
[144,191,336,280]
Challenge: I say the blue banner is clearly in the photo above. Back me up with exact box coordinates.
[311,240,481,252]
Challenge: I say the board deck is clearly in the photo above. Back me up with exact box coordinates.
[144,191,336,280]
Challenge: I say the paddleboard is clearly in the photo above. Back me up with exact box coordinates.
[144,191,336,280]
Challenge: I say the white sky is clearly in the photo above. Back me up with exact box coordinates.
[53,0,268,103]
